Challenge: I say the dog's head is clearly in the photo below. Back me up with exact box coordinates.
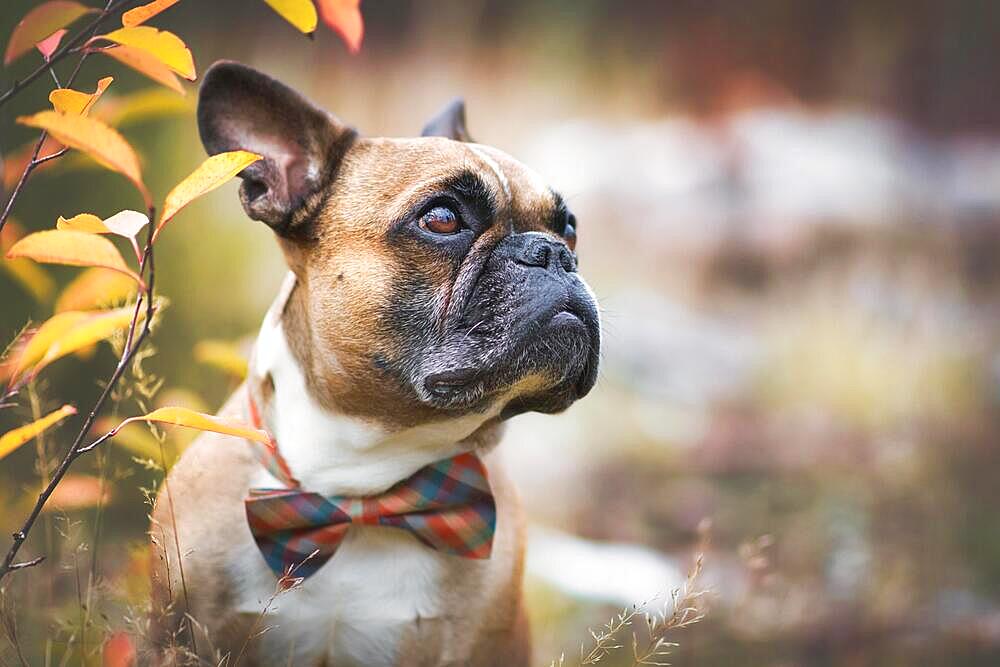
[198,62,600,427]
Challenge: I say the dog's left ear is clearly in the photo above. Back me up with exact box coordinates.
[421,98,473,142]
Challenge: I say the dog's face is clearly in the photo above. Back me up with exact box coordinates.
[198,62,600,427]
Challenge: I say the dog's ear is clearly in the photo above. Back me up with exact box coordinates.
[421,98,473,142]
[197,61,356,236]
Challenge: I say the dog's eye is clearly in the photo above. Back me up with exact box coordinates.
[419,206,462,235]
[564,213,577,251]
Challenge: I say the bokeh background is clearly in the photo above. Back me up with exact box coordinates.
[3,1,1000,664]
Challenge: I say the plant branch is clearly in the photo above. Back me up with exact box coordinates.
[0,0,133,110]
[0,0,130,238]
[0,211,157,582]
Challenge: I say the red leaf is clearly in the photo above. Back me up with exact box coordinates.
[35,28,68,60]
[102,632,136,667]
[317,0,364,54]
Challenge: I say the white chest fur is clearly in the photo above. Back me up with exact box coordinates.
[231,274,499,664]
[231,525,463,666]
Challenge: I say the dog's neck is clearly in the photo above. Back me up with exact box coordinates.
[247,273,502,497]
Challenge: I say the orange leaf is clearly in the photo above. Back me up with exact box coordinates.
[34,306,142,378]
[6,229,144,287]
[49,76,113,116]
[89,26,195,80]
[4,1,96,65]
[0,221,55,303]
[43,473,111,512]
[111,407,270,445]
[262,0,318,34]
[17,110,150,206]
[36,28,68,60]
[96,45,185,95]
[56,268,137,312]
[6,312,92,384]
[102,631,137,667]
[3,136,63,189]
[0,405,76,461]
[317,0,363,54]
[122,0,181,27]
[157,151,261,236]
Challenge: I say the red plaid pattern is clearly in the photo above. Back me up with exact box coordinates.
[244,393,496,579]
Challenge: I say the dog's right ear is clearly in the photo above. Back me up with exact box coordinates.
[197,61,356,236]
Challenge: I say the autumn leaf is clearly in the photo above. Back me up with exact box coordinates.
[318,0,363,54]
[43,473,111,512]
[56,268,136,312]
[102,632,137,667]
[4,1,96,65]
[89,26,195,80]
[33,306,143,378]
[194,340,249,379]
[157,151,262,237]
[263,0,319,34]
[49,76,113,115]
[111,407,270,445]
[97,45,185,95]
[2,136,63,189]
[57,212,109,233]
[0,221,55,303]
[17,110,150,206]
[6,312,92,383]
[122,0,182,28]
[36,28,68,60]
[97,88,193,126]
[6,229,144,286]
[0,405,76,461]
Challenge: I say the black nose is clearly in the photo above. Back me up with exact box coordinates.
[514,233,576,273]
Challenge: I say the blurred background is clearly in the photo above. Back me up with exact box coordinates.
[2,1,1000,664]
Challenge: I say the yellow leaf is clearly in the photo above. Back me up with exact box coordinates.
[97,45,185,95]
[0,221,55,303]
[56,268,136,312]
[17,111,150,206]
[49,76,113,116]
[157,151,262,236]
[35,306,142,377]
[8,311,92,383]
[98,88,193,126]
[0,405,76,461]
[6,229,144,286]
[57,212,109,233]
[112,407,270,445]
[262,0,318,34]
[193,340,248,380]
[4,1,96,65]
[317,0,363,54]
[90,26,195,80]
[122,0,181,27]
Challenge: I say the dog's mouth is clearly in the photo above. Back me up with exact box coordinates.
[418,303,599,414]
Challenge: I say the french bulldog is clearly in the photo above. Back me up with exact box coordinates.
[150,61,601,667]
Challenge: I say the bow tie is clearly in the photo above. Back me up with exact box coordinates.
[243,394,496,580]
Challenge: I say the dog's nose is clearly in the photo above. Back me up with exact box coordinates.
[514,233,576,273]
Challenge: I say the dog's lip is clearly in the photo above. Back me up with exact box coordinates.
[424,368,481,397]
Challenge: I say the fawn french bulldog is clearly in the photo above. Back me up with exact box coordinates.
[150,61,600,666]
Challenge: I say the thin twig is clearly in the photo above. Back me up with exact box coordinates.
[0,0,129,238]
[0,212,156,582]
[0,0,133,110]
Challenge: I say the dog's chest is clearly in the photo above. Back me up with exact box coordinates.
[232,526,468,666]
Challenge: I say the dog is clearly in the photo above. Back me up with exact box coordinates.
[150,61,601,667]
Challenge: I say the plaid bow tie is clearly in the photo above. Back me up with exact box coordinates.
[243,394,495,579]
